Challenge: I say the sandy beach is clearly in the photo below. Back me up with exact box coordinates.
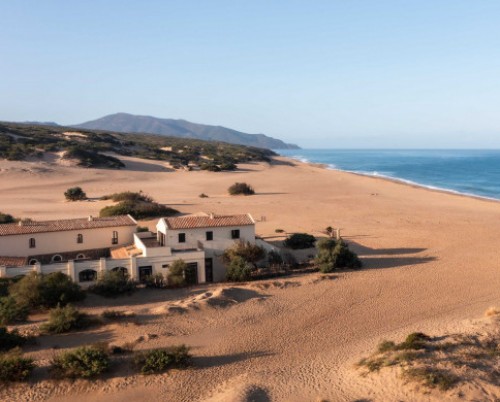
[1,155,500,401]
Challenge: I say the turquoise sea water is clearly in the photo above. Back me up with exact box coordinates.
[277,149,500,200]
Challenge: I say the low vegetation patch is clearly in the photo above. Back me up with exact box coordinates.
[40,304,99,334]
[0,327,30,351]
[64,145,125,169]
[64,186,87,201]
[357,314,500,395]
[101,309,135,321]
[167,259,187,287]
[284,233,316,249]
[51,345,110,378]
[0,350,35,383]
[0,211,17,224]
[134,345,191,375]
[228,182,255,196]
[0,296,29,325]
[99,192,178,220]
[88,270,137,298]
[9,272,85,309]
[225,256,253,282]
[315,238,362,272]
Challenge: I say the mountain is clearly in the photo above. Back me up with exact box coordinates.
[23,121,59,126]
[73,113,299,149]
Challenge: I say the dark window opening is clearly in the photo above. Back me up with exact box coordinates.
[112,231,118,245]
[178,233,186,243]
[29,238,36,248]
[77,234,83,244]
[231,229,240,239]
[206,231,213,241]
[79,269,97,282]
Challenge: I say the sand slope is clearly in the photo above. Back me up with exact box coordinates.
[1,156,500,401]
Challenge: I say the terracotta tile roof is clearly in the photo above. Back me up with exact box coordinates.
[110,244,142,258]
[0,215,136,237]
[164,213,254,230]
[0,256,28,267]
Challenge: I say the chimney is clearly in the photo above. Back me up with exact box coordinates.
[209,213,214,219]
[88,216,93,222]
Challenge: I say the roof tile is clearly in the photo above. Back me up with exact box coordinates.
[164,214,254,230]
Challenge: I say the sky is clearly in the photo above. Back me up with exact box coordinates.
[1,1,500,148]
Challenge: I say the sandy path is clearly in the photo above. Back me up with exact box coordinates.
[1,156,500,401]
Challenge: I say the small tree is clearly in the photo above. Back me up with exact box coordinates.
[88,271,136,298]
[325,226,334,238]
[0,212,16,224]
[0,296,29,325]
[0,351,35,383]
[284,233,316,249]
[40,304,97,334]
[228,182,255,196]
[168,259,187,287]
[315,238,362,272]
[226,256,252,282]
[51,345,110,378]
[223,241,265,268]
[64,187,87,201]
[10,272,85,309]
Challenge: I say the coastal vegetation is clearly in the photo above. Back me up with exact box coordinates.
[134,345,191,375]
[228,182,255,195]
[40,305,98,334]
[0,212,16,224]
[0,351,35,383]
[88,270,137,298]
[315,238,362,271]
[99,191,178,219]
[51,345,110,378]
[64,186,87,201]
[284,233,316,249]
[0,121,276,170]
[167,259,187,287]
[9,272,85,309]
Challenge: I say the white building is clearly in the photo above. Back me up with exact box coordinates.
[0,213,256,287]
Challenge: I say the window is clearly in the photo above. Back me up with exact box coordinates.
[52,255,63,262]
[77,234,83,244]
[112,231,118,245]
[161,264,170,269]
[206,231,213,241]
[76,253,85,260]
[29,259,38,265]
[79,269,97,282]
[178,233,186,243]
[231,229,240,239]
[29,238,36,248]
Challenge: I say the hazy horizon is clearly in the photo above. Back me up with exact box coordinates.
[2,1,500,148]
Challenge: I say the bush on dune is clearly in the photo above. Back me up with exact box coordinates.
[0,212,17,224]
[64,186,87,201]
[51,345,110,378]
[88,270,137,298]
[0,350,35,383]
[284,233,316,249]
[0,327,30,351]
[225,256,253,282]
[99,192,178,220]
[40,304,98,334]
[228,182,255,196]
[315,238,362,272]
[9,272,85,309]
[0,296,29,325]
[134,345,191,375]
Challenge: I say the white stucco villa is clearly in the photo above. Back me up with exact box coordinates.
[0,212,256,287]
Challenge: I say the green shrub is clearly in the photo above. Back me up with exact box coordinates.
[167,260,187,287]
[103,191,153,203]
[88,270,137,298]
[268,250,283,266]
[51,345,110,378]
[0,327,29,351]
[0,212,16,224]
[64,186,87,201]
[403,367,458,391]
[228,182,255,196]
[199,193,209,198]
[99,200,178,220]
[223,241,265,267]
[0,350,35,383]
[64,146,124,169]
[144,273,167,288]
[398,332,431,350]
[0,296,29,325]
[226,256,252,282]
[316,238,362,272]
[134,345,191,375]
[284,233,316,249]
[40,304,98,334]
[9,272,85,309]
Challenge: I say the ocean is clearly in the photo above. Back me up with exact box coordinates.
[277,149,500,201]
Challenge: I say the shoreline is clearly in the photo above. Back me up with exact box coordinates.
[277,155,500,205]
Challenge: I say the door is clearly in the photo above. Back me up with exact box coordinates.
[139,266,153,282]
[204,258,213,283]
[185,262,198,285]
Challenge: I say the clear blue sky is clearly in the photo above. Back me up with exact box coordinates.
[2,1,500,148]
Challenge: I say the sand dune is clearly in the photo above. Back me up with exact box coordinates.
[1,156,500,401]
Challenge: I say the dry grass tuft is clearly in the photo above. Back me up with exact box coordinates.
[485,307,500,317]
